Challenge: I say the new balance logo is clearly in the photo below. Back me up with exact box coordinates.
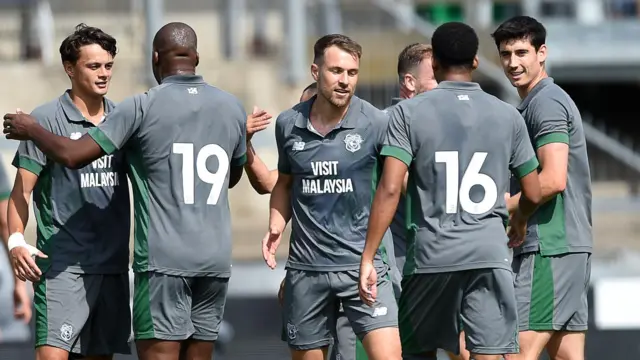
[457,95,469,101]
[187,87,198,95]
[293,141,305,150]
[371,306,388,317]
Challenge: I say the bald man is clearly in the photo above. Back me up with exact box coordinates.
[4,22,247,360]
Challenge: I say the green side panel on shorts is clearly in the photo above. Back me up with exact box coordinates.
[537,193,568,256]
[403,176,417,276]
[33,277,48,347]
[133,273,155,339]
[370,157,389,266]
[127,150,151,272]
[33,168,55,272]
[529,253,555,329]
[355,338,368,360]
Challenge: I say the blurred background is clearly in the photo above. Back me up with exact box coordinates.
[1,0,640,359]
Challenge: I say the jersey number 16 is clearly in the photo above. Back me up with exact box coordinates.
[173,143,230,205]
[435,151,498,215]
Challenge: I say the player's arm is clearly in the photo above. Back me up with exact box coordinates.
[363,105,412,263]
[6,168,37,321]
[267,115,294,232]
[507,99,569,213]
[269,172,293,231]
[18,127,103,169]
[245,142,278,194]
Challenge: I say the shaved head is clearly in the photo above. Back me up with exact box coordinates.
[153,22,197,52]
[151,22,199,84]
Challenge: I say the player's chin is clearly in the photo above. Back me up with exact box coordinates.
[92,84,110,95]
[330,94,352,108]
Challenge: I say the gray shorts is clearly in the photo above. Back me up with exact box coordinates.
[399,269,518,356]
[133,272,228,341]
[282,268,398,351]
[512,252,591,332]
[33,270,131,356]
[328,308,368,360]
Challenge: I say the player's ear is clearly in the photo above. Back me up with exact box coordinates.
[537,44,547,64]
[63,61,74,78]
[403,74,416,92]
[152,51,159,66]
[195,52,200,67]
[472,56,479,70]
[310,63,319,82]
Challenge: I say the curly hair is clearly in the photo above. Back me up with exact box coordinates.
[59,23,117,64]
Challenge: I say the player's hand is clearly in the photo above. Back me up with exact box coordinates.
[10,246,47,282]
[359,261,377,306]
[277,278,285,307]
[13,279,32,323]
[4,109,36,141]
[507,210,527,248]
[262,226,282,269]
[247,106,272,141]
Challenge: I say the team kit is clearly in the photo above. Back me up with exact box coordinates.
[3,15,591,360]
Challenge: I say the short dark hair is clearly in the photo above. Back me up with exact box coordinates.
[491,16,546,51]
[303,82,317,93]
[431,22,478,69]
[397,43,432,80]
[59,23,117,64]
[313,34,362,64]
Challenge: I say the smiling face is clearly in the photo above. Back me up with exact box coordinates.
[498,37,546,91]
[311,45,359,109]
[65,43,114,98]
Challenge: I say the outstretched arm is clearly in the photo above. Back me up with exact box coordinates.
[23,125,102,169]
[245,142,278,194]
[362,157,407,263]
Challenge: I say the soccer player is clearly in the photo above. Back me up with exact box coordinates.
[492,16,593,360]
[262,34,401,360]
[5,24,131,360]
[390,43,470,360]
[360,22,543,360]
[3,22,246,360]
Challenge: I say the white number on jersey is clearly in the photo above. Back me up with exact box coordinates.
[172,143,230,205]
[435,151,498,215]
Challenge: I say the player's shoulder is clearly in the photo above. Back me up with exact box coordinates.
[355,96,388,126]
[275,98,309,130]
[528,78,575,110]
[30,96,63,127]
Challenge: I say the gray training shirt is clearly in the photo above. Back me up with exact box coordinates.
[13,92,130,274]
[383,82,539,275]
[383,97,408,272]
[276,95,392,271]
[511,77,593,256]
[88,74,247,277]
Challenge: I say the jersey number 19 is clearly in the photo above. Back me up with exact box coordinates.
[172,143,230,205]
[435,151,498,215]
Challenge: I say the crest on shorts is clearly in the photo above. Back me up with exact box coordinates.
[344,133,363,153]
[286,322,298,340]
[60,323,74,342]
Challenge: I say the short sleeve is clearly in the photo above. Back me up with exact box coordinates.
[372,110,390,152]
[510,111,539,178]
[530,96,570,149]
[231,105,248,167]
[87,94,146,155]
[380,104,413,167]
[0,158,11,200]
[12,110,51,176]
[275,114,291,174]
